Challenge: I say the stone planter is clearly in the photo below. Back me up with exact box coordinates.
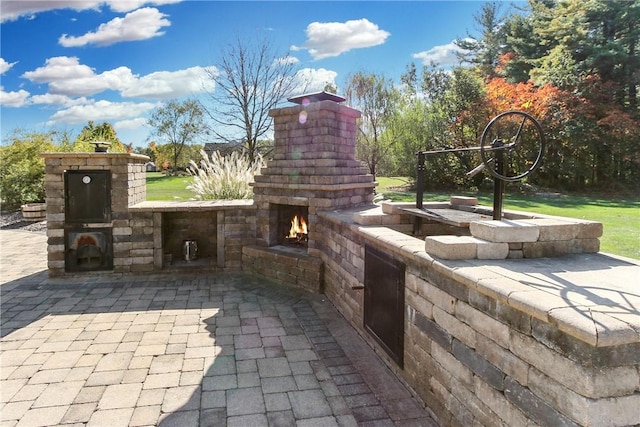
[21,203,46,221]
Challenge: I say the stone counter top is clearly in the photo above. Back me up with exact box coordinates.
[320,206,640,347]
[448,253,640,347]
[130,200,256,212]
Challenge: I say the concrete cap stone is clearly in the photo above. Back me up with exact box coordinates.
[424,235,478,259]
[470,220,540,243]
[517,218,580,241]
[450,196,478,206]
[476,241,509,260]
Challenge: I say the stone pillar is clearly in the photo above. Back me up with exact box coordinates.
[42,153,149,276]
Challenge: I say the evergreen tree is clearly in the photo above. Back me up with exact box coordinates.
[455,2,508,79]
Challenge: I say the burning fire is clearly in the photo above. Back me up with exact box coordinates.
[288,215,308,238]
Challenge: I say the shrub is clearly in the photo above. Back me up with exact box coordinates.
[187,149,263,200]
[0,132,56,210]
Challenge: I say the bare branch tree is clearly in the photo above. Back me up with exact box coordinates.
[204,35,303,162]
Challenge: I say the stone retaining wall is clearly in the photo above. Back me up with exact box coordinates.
[317,207,640,427]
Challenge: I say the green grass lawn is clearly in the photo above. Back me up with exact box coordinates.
[145,172,195,201]
[145,173,639,260]
[376,177,640,260]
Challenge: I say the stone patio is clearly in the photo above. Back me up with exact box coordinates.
[0,230,437,427]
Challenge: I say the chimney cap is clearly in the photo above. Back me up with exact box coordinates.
[288,91,346,105]
[89,141,112,153]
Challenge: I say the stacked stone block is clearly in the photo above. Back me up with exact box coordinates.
[242,245,323,292]
[222,208,257,269]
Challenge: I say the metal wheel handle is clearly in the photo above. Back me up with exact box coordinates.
[480,110,545,182]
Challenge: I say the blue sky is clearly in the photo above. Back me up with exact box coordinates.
[1,1,493,147]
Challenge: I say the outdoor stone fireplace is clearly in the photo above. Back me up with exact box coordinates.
[242,92,377,291]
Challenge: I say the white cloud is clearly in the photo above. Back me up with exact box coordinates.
[47,99,159,125]
[21,56,213,99]
[59,7,170,47]
[121,66,216,99]
[0,58,18,74]
[294,68,338,94]
[1,1,101,23]
[0,1,180,23]
[31,93,90,107]
[22,57,136,96]
[292,18,390,60]
[412,40,467,68]
[114,117,148,130]
[0,87,30,107]
[22,56,96,83]
[107,0,180,13]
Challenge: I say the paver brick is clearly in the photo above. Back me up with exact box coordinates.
[136,388,165,406]
[288,389,333,418]
[262,376,298,394]
[142,372,180,389]
[148,354,183,374]
[61,402,98,424]
[95,352,133,371]
[265,392,291,411]
[228,413,268,427]
[73,386,105,404]
[129,404,161,427]
[122,368,148,383]
[98,383,143,410]
[226,387,265,416]
[27,368,70,384]
[94,329,127,344]
[15,405,67,427]
[202,374,237,391]
[32,380,84,408]
[133,344,166,356]
[161,385,200,413]
[87,408,134,427]
[257,357,292,377]
[0,401,32,422]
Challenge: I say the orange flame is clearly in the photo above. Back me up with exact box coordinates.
[288,215,308,237]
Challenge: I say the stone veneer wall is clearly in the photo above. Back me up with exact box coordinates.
[42,153,148,276]
[316,208,640,427]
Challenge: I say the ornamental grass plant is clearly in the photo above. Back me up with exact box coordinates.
[187,149,263,200]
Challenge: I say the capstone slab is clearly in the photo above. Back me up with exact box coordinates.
[470,220,540,243]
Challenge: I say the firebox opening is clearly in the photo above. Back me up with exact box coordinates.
[65,229,113,272]
[277,205,309,247]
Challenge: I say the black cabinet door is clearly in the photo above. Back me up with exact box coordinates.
[364,245,405,368]
[64,170,111,223]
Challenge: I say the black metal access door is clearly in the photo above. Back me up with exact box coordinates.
[64,170,111,223]
[364,245,405,368]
